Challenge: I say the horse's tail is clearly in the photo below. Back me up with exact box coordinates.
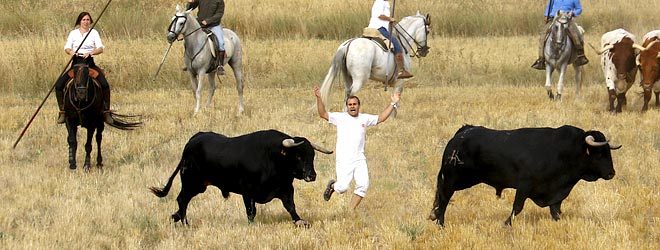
[106,112,142,130]
[149,157,185,198]
[320,41,350,110]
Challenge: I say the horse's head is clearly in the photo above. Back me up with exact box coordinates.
[72,63,90,101]
[551,11,573,44]
[399,11,431,58]
[167,4,193,43]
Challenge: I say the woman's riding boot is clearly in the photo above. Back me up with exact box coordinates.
[395,53,413,79]
[56,90,65,124]
[216,50,225,75]
[103,90,113,124]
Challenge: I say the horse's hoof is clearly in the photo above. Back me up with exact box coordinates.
[69,164,77,170]
[294,220,311,228]
[555,94,562,101]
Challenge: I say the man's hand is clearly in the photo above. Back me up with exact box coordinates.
[314,86,322,98]
[201,20,208,26]
[391,92,401,103]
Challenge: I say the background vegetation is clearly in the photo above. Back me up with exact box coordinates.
[0,0,658,249]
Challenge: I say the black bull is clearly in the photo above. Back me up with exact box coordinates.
[429,125,621,226]
[150,130,332,227]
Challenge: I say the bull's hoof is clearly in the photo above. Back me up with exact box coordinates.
[83,164,91,172]
[294,220,311,228]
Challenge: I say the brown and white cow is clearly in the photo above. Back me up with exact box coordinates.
[637,30,660,111]
[593,29,640,113]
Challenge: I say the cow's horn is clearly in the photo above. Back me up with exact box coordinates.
[609,144,622,150]
[591,43,613,55]
[310,142,333,154]
[656,52,660,59]
[282,139,304,147]
[585,135,608,147]
[632,43,647,51]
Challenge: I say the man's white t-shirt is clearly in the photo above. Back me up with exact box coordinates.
[64,29,104,55]
[328,112,379,164]
[368,0,390,29]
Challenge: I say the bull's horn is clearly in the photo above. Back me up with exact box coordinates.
[610,144,622,150]
[636,54,641,66]
[585,135,608,147]
[282,139,304,147]
[656,52,660,59]
[310,142,333,154]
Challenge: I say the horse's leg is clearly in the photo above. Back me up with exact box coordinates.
[83,127,94,171]
[206,72,217,109]
[556,64,568,100]
[573,64,582,96]
[189,74,201,114]
[545,66,555,99]
[230,56,245,114]
[96,124,104,168]
[65,123,78,170]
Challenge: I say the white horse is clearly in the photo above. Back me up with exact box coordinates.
[544,10,583,100]
[320,11,430,108]
[167,4,245,114]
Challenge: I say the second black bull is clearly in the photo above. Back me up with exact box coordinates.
[429,125,621,226]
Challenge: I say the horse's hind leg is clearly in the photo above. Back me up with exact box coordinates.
[83,127,95,171]
[66,123,78,170]
[230,58,245,114]
[573,65,582,96]
[96,125,104,168]
[189,74,202,114]
[206,73,217,109]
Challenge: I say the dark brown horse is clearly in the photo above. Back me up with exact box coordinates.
[63,63,141,171]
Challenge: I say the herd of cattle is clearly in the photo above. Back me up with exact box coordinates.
[592,29,660,112]
[146,29,658,229]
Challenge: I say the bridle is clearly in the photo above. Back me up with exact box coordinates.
[394,15,430,58]
[549,12,571,59]
[168,12,209,67]
[168,14,202,42]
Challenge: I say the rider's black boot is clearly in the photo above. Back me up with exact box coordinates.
[574,49,589,66]
[102,90,113,124]
[531,57,546,70]
[216,50,225,75]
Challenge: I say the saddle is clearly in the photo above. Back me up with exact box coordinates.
[65,64,103,90]
[361,27,391,52]
[66,65,103,79]
[202,28,224,73]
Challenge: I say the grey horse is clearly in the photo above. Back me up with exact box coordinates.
[544,11,583,100]
[167,4,245,114]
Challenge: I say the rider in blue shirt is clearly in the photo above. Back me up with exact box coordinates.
[531,0,588,70]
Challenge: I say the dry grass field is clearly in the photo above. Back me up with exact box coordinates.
[1,0,659,249]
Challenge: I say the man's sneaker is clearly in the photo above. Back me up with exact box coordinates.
[531,58,546,70]
[323,179,335,201]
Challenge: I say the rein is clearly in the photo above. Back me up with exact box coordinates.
[393,17,429,58]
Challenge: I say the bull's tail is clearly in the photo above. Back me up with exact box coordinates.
[149,158,185,197]
[106,112,142,130]
[320,41,350,110]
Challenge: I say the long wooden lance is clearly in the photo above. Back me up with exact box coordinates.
[13,0,114,149]
[152,42,173,81]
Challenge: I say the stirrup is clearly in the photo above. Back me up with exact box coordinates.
[57,111,65,124]
[217,66,225,75]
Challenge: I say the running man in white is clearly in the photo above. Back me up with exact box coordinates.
[314,86,400,209]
